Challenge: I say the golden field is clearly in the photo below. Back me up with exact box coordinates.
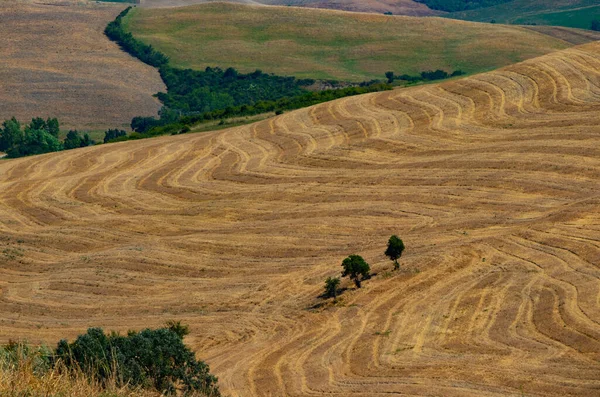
[0,0,164,130]
[1,41,600,396]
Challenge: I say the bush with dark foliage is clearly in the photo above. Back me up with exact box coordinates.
[55,322,220,396]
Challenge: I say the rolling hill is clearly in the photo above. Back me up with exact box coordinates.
[1,41,600,396]
[0,0,164,130]
[124,2,574,82]
[450,0,600,29]
[139,0,439,15]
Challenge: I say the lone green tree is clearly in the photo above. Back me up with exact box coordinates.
[324,276,341,301]
[341,255,370,288]
[385,71,395,83]
[385,235,405,270]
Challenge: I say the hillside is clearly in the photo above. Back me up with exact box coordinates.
[140,0,438,15]
[0,1,164,130]
[450,0,600,29]
[2,41,600,396]
[124,2,573,82]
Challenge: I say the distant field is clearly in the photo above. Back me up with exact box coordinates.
[257,0,438,16]
[124,2,571,82]
[139,0,438,15]
[450,0,600,29]
[0,1,164,130]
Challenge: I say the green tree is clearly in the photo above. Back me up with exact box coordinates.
[385,235,405,270]
[46,118,60,137]
[385,71,395,84]
[8,127,62,158]
[324,276,341,301]
[0,117,22,152]
[341,254,370,288]
[63,130,82,150]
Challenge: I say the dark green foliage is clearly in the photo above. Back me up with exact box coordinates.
[324,277,341,300]
[157,66,306,115]
[341,255,370,288]
[386,69,464,84]
[1,117,63,158]
[104,129,127,143]
[592,20,600,31]
[64,130,95,150]
[0,117,22,152]
[55,325,220,396]
[415,0,513,12]
[104,7,169,68]
[0,117,98,158]
[385,235,405,270]
[385,71,395,83]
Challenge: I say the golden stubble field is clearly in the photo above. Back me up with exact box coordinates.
[0,0,165,130]
[1,42,600,396]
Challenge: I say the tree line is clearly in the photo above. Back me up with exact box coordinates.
[0,117,94,158]
[386,69,465,84]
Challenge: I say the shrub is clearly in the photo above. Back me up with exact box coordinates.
[324,277,341,300]
[55,324,220,396]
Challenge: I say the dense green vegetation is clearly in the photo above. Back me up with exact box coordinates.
[158,66,310,114]
[0,117,94,158]
[105,7,168,67]
[386,69,465,84]
[416,0,512,12]
[56,322,219,396]
[1,322,219,396]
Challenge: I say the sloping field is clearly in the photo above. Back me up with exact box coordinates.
[523,25,600,45]
[450,0,600,28]
[0,0,165,130]
[124,2,572,81]
[140,0,438,15]
[2,43,600,396]
[257,0,438,16]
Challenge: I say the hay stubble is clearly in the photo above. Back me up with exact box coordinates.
[1,43,600,396]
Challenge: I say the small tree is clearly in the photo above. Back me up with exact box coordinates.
[341,255,370,288]
[385,71,395,84]
[324,277,340,301]
[385,235,405,270]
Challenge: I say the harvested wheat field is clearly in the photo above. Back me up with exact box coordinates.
[1,42,600,396]
[0,0,164,130]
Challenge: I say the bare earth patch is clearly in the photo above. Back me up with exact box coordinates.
[1,42,600,396]
[0,0,165,130]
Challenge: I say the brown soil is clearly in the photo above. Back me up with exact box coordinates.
[1,43,600,396]
[0,0,165,130]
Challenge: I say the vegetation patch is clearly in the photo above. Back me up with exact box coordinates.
[2,322,220,396]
